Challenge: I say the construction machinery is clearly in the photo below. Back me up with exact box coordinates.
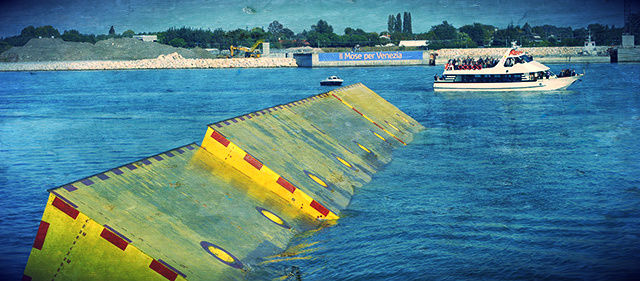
[230,39,263,58]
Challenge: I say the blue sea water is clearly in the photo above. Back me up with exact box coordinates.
[1,64,639,280]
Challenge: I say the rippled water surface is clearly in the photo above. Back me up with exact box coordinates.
[1,63,639,280]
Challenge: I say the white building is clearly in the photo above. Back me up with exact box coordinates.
[399,40,428,47]
[133,35,158,42]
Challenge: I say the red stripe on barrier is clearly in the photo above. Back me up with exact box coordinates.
[331,93,342,101]
[100,228,128,251]
[244,154,263,170]
[210,130,230,147]
[352,108,363,116]
[52,197,79,219]
[276,177,296,193]
[33,220,50,250]
[150,259,178,281]
[393,136,407,145]
[310,200,330,216]
[373,122,384,130]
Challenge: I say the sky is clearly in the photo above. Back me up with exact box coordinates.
[0,0,637,38]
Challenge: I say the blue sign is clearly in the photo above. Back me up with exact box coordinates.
[318,51,423,61]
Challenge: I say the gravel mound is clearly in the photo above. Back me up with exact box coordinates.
[0,38,211,62]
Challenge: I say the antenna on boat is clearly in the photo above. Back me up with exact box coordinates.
[511,41,519,49]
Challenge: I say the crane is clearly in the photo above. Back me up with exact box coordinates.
[230,40,264,58]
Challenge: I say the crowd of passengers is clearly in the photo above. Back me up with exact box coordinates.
[446,54,535,70]
[557,68,577,77]
[446,57,500,70]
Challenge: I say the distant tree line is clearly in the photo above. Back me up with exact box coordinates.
[2,13,640,54]
[0,25,137,53]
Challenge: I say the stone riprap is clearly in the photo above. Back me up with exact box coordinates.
[435,46,610,64]
[0,52,297,71]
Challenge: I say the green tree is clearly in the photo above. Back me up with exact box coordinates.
[227,28,252,47]
[268,20,283,35]
[211,28,229,49]
[493,23,522,46]
[122,29,135,38]
[388,15,395,33]
[459,23,494,46]
[312,20,334,34]
[282,28,295,39]
[403,12,412,34]
[428,21,457,40]
[0,41,11,53]
[249,27,267,40]
[394,13,402,33]
[109,26,116,36]
[169,37,186,47]
[61,29,83,42]
[21,26,36,38]
[34,25,60,38]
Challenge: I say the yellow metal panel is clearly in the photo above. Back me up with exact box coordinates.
[24,193,188,281]
[329,83,425,142]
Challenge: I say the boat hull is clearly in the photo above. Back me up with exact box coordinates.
[320,81,343,86]
[433,75,582,92]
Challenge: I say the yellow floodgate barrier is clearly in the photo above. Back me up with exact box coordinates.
[23,83,425,281]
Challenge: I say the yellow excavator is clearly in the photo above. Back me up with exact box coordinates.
[230,40,263,58]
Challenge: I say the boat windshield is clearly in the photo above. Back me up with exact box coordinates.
[521,55,533,62]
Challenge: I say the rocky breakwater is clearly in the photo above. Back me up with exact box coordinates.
[434,46,610,64]
[0,52,297,71]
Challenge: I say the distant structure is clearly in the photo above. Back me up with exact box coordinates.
[133,35,158,42]
[622,35,635,48]
[583,32,597,55]
[399,40,428,48]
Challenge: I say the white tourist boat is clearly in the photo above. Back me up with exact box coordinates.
[320,75,344,86]
[433,43,583,92]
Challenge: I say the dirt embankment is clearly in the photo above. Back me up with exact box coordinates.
[0,38,298,71]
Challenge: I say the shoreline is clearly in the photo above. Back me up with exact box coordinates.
[0,48,616,72]
[0,53,298,72]
[1,56,611,72]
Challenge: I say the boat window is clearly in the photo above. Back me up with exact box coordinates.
[504,58,514,67]
[521,55,533,62]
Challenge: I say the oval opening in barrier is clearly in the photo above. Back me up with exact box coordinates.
[335,155,352,168]
[396,113,413,125]
[353,141,371,153]
[372,130,387,142]
[200,241,243,269]
[256,207,291,229]
[385,120,401,133]
[331,153,357,171]
[303,170,330,189]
